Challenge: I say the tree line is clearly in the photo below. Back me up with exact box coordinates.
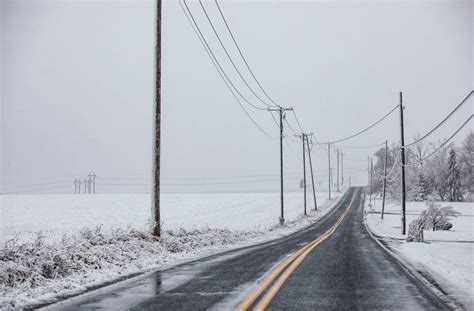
[370,131,473,202]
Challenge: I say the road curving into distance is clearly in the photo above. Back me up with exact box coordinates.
[46,187,449,310]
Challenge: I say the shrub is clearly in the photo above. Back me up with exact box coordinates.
[407,218,425,242]
[420,200,460,231]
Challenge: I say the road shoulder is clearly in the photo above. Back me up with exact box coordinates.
[363,197,466,310]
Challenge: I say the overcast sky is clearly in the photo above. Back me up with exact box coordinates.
[1,0,472,194]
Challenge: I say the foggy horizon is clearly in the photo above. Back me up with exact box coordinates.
[1,0,472,194]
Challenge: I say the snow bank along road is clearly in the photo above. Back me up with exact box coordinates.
[47,188,448,310]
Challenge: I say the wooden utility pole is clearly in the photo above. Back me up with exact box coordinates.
[370,158,374,208]
[341,151,344,186]
[84,178,89,194]
[92,172,96,194]
[328,143,331,199]
[152,0,162,237]
[268,106,293,224]
[381,140,388,219]
[336,149,340,192]
[88,172,96,194]
[301,134,307,216]
[349,176,351,187]
[306,134,318,210]
[331,168,334,188]
[367,156,371,204]
[399,92,407,235]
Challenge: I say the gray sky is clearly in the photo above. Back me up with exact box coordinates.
[1,0,473,194]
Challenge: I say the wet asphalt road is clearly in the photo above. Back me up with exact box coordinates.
[47,188,448,310]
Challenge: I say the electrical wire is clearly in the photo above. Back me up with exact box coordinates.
[321,105,398,144]
[183,0,267,111]
[291,110,305,132]
[344,157,368,162]
[101,172,303,182]
[2,180,71,190]
[199,0,276,108]
[386,166,401,183]
[403,114,473,167]
[284,117,299,135]
[334,142,385,149]
[180,0,274,138]
[214,0,279,108]
[376,150,401,180]
[3,183,72,194]
[99,176,303,187]
[404,90,473,148]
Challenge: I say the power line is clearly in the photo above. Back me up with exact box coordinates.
[161,172,302,180]
[214,0,279,108]
[344,157,368,162]
[403,114,473,166]
[334,142,385,149]
[4,183,72,194]
[376,149,401,180]
[321,105,398,144]
[98,176,304,187]
[100,172,305,182]
[199,0,276,108]
[183,0,267,111]
[271,111,291,136]
[180,0,274,138]
[284,117,299,135]
[404,90,473,148]
[2,180,71,191]
[291,110,304,132]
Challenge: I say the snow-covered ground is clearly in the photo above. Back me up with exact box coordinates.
[1,192,331,244]
[365,198,474,309]
[0,191,344,309]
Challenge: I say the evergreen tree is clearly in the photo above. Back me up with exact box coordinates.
[445,148,463,202]
[413,173,427,201]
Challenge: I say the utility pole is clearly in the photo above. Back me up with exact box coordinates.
[327,143,331,199]
[368,156,371,204]
[88,172,96,194]
[268,106,293,224]
[74,179,77,194]
[331,168,334,188]
[399,92,407,235]
[349,176,351,188]
[298,133,307,216]
[381,140,388,219]
[88,174,92,194]
[92,172,96,194]
[83,178,89,194]
[341,151,344,187]
[336,149,340,192]
[152,0,162,237]
[306,134,318,210]
[370,157,374,208]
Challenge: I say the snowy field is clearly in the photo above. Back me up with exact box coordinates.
[0,191,344,309]
[1,192,331,244]
[365,198,474,309]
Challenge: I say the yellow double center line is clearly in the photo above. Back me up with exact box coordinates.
[237,190,358,311]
